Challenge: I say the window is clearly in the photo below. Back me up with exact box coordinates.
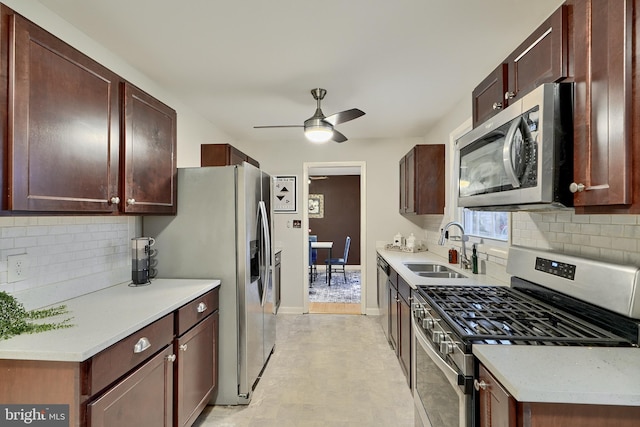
[463,209,508,241]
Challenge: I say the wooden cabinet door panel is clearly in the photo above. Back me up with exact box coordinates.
[122,83,177,214]
[507,5,568,102]
[10,14,120,212]
[175,313,217,427]
[478,364,516,427]
[399,156,407,213]
[398,296,411,386]
[88,346,174,427]
[571,0,633,208]
[472,64,508,128]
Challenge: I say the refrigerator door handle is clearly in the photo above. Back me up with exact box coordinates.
[258,200,271,307]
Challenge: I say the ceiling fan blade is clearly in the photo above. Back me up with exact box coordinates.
[254,125,304,129]
[332,129,348,143]
[324,108,365,126]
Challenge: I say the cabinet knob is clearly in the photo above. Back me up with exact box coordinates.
[110,196,120,205]
[197,302,208,313]
[179,344,188,352]
[166,354,176,363]
[504,91,516,100]
[474,379,488,391]
[569,182,585,193]
[127,198,136,205]
[492,102,503,110]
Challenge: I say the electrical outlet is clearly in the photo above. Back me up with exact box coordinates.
[8,254,28,283]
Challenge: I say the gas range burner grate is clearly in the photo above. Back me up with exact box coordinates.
[418,285,633,346]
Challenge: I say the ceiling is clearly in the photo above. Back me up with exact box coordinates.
[36,0,563,143]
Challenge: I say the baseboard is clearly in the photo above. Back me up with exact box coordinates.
[277,306,305,314]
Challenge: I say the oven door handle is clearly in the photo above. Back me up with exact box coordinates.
[413,319,471,395]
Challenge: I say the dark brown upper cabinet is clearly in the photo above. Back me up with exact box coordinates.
[122,83,177,215]
[472,5,568,128]
[472,64,509,128]
[201,143,260,168]
[399,144,445,215]
[8,11,121,212]
[1,5,178,215]
[568,0,636,213]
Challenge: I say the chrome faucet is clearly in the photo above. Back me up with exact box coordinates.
[438,221,471,269]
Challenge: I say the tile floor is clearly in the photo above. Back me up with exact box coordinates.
[194,314,415,426]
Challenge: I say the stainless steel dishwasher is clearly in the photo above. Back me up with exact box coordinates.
[377,254,390,340]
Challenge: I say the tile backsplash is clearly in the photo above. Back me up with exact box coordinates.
[423,211,640,282]
[512,212,640,266]
[0,216,137,310]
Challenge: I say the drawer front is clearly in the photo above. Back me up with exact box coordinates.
[88,313,174,395]
[176,288,219,336]
[398,275,411,303]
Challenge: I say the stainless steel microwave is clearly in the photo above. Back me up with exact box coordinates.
[456,83,573,211]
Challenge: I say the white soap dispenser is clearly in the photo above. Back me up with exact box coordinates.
[393,232,404,247]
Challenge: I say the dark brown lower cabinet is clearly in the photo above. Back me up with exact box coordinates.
[175,312,218,427]
[387,267,411,388]
[479,363,640,427]
[88,346,174,427]
[0,288,219,427]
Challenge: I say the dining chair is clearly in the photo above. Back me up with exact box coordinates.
[324,236,350,284]
[309,235,318,283]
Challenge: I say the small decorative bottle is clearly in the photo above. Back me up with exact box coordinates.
[393,232,404,247]
[471,244,479,274]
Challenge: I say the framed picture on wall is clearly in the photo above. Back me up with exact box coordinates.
[308,194,324,218]
[273,175,297,212]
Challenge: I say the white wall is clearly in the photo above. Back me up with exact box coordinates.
[244,136,433,313]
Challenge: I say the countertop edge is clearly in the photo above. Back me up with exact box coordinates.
[0,279,221,362]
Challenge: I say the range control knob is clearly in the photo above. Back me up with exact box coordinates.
[414,308,425,320]
[423,318,438,330]
[432,331,443,344]
[440,339,454,355]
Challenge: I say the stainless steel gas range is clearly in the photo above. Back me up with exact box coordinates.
[411,246,640,427]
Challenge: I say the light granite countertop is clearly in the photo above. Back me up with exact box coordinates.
[474,345,640,406]
[376,247,508,288]
[0,278,220,362]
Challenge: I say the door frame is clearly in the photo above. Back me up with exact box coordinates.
[302,161,367,314]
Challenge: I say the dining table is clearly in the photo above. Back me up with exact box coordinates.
[311,241,333,285]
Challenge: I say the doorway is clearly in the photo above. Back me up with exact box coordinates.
[302,161,366,315]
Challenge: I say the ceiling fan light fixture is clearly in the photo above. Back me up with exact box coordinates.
[305,125,333,143]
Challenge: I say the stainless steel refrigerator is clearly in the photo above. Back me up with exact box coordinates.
[143,164,276,405]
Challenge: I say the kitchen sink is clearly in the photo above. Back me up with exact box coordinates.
[403,263,452,273]
[416,271,467,279]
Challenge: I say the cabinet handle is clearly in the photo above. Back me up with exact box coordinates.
[179,344,188,352]
[504,91,516,100]
[166,354,176,363]
[127,198,136,205]
[197,302,208,313]
[569,182,585,193]
[133,337,151,353]
[110,196,120,205]
[474,379,488,391]
[492,102,503,110]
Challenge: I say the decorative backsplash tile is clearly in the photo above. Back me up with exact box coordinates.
[0,216,137,310]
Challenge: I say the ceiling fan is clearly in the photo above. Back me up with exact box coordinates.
[254,88,365,143]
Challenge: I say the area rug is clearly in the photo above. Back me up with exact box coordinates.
[309,269,361,303]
